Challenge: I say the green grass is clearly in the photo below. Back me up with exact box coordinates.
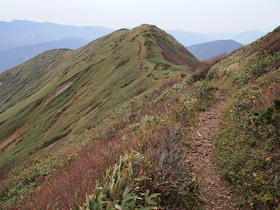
[0,63,203,209]
[206,27,280,208]
[0,49,72,113]
[0,24,195,175]
[214,84,280,208]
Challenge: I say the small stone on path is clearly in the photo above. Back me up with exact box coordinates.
[195,141,202,146]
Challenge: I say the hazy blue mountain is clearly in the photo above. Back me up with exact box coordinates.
[187,40,243,61]
[0,20,266,49]
[0,37,89,72]
[232,30,266,45]
[0,20,266,73]
[168,30,265,46]
[0,20,114,50]
[166,30,212,46]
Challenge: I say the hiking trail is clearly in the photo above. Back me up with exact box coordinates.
[187,91,237,209]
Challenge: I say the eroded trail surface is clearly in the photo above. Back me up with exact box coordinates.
[187,92,237,209]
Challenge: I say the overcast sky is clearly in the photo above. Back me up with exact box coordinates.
[1,0,279,33]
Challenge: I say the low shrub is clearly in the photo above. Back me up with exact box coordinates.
[82,152,161,209]
[214,89,280,208]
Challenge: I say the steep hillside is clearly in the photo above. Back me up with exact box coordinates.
[0,49,72,113]
[0,37,89,72]
[187,39,243,61]
[0,24,197,175]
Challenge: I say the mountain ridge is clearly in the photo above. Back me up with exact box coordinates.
[0,20,267,73]
[0,24,197,174]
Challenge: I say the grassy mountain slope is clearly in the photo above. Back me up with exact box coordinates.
[0,49,72,113]
[0,24,197,175]
[1,25,279,209]
[60,25,280,209]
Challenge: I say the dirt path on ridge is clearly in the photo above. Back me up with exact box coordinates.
[187,91,237,209]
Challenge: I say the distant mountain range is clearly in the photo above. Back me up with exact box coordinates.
[0,37,89,71]
[231,30,267,45]
[0,20,267,72]
[167,30,266,46]
[0,20,115,72]
[0,20,113,50]
[187,40,243,61]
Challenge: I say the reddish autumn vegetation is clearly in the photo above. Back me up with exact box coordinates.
[22,69,206,208]
[256,27,280,55]
[24,137,120,208]
[113,46,123,53]
[158,42,196,66]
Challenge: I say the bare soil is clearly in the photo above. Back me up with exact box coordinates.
[187,92,237,209]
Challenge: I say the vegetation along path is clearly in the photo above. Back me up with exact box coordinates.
[187,91,237,209]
